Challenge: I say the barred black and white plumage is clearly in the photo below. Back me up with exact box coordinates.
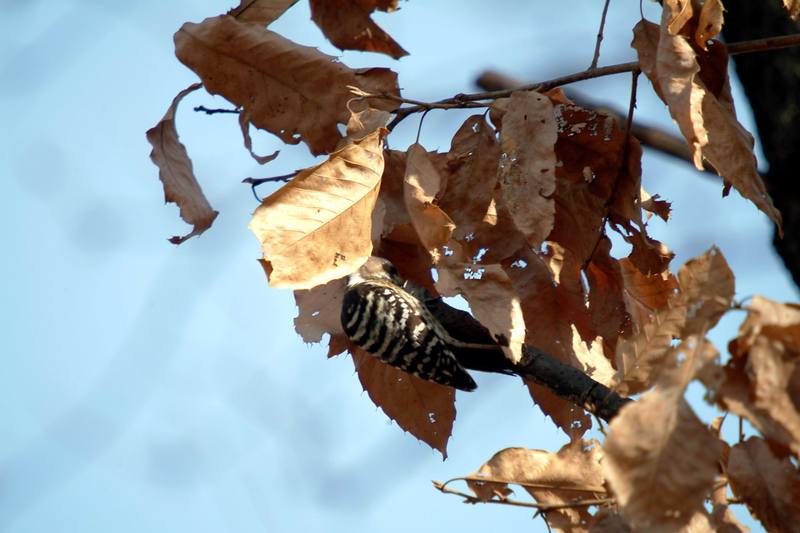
[341,256,478,391]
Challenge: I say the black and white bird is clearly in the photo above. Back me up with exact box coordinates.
[340,256,481,391]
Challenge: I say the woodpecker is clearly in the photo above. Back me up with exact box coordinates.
[341,256,480,391]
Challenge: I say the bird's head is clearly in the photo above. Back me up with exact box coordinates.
[347,256,404,287]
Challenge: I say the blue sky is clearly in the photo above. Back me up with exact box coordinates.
[2,1,792,531]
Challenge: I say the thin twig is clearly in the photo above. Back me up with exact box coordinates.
[242,172,298,202]
[446,476,607,494]
[379,32,800,130]
[194,105,241,115]
[433,480,613,511]
[590,0,613,69]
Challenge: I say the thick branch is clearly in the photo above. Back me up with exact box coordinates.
[425,298,632,422]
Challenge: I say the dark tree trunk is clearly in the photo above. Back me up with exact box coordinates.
[722,2,800,289]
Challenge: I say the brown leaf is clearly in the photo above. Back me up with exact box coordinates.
[494,91,557,247]
[439,115,501,242]
[632,17,782,233]
[468,441,607,532]
[585,237,631,354]
[249,128,386,289]
[695,0,724,49]
[785,0,800,20]
[618,257,678,333]
[352,346,455,458]
[146,83,219,244]
[641,190,672,222]
[404,144,455,257]
[614,301,686,395]
[571,325,616,387]
[239,112,280,164]
[728,437,800,531]
[293,277,347,356]
[309,0,408,59]
[226,0,297,26]
[677,245,734,335]
[704,296,800,455]
[527,381,592,441]
[437,261,526,364]
[174,16,399,155]
[603,388,721,532]
[549,102,628,264]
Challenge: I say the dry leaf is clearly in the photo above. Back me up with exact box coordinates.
[527,381,592,441]
[785,0,800,20]
[403,144,455,257]
[436,261,525,364]
[293,277,348,356]
[226,0,298,26]
[618,257,678,332]
[677,245,734,335]
[439,115,501,242]
[632,17,782,233]
[614,302,686,395]
[585,237,631,354]
[309,0,408,59]
[728,437,800,531]
[695,0,724,49]
[146,83,219,244]
[571,325,616,387]
[238,112,280,164]
[468,441,607,532]
[175,16,399,155]
[603,388,721,532]
[640,191,672,222]
[249,128,386,289]
[704,296,800,455]
[494,91,557,247]
[352,345,455,458]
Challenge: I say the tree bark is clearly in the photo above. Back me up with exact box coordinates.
[722,2,800,288]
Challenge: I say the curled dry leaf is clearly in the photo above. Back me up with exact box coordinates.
[249,128,386,289]
[403,143,455,258]
[695,0,724,49]
[226,0,298,26]
[467,441,607,532]
[493,91,557,247]
[632,17,782,233]
[146,83,219,244]
[351,345,455,458]
[727,437,800,531]
[174,16,399,155]
[238,112,280,165]
[603,388,721,532]
[309,0,408,59]
[703,296,800,455]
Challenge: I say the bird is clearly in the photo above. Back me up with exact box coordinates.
[341,256,488,391]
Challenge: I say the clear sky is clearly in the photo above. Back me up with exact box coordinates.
[2,1,793,532]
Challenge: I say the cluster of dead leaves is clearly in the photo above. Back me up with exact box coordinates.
[145,0,800,531]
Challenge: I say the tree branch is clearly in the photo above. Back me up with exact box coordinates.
[424,298,632,423]
[432,479,614,511]
[377,33,800,130]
